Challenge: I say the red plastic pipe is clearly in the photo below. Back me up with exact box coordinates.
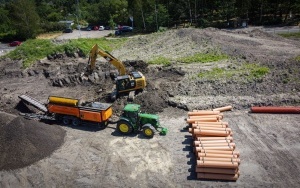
[251,106,300,114]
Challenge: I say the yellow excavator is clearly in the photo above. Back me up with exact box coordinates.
[87,44,146,101]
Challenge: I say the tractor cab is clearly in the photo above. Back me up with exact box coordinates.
[116,104,168,138]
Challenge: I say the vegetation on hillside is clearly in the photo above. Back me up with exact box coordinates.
[3,38,127,68]
[197,63,270,81]
[0,0,300,40]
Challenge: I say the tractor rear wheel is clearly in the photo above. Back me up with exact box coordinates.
[142,124,155,138]
[117,120,133,134]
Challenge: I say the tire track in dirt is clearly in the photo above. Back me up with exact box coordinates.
[227,112,300,187]
[108,137,174,187]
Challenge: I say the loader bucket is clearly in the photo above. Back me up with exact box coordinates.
[159,127,168,135]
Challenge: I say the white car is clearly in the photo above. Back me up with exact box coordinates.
[99,26,104,31]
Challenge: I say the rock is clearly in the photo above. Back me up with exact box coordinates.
[94,72,99,81]
[168,100,177,107]
[27,70,35,76]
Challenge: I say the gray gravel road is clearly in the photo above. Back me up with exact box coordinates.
[56,30,114,40]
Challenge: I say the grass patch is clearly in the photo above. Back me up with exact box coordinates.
[296,56,300,61]
[198,63,270,81]
[3,38,127,68]
[36,32,62,39]
[148,56,171,66]
[179,52,228,63]
[279,32,300,38]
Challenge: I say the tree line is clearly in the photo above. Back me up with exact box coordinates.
[0,0,299,40]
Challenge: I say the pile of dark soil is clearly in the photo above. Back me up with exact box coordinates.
[0,112,66,171]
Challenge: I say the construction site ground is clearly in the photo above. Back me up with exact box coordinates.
[0,28,300,187]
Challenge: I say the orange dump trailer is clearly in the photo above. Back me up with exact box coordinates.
[47,96,112,129]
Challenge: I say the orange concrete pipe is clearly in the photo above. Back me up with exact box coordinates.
[195,137,233,143]
[189,115,222,119]
[198,149,239,157]
[189,110,220,115]
[195,136,233,141]
[192,124,228,128]
[186,117,218,123]
[198,152,238,158]
[194,139,232,144]
[199,157,241,164]
[193,146,237,153]
[251,106,300,114]
[194,141,235,147]
[213,105,233,112]
[195,143,236,150]
[192,126,232,132]
[193,129,230,137]
[197,172,239,181]
[197,145,235,151]
[196,160,239,169]
[193,121,229,126]
[195,167,238,174]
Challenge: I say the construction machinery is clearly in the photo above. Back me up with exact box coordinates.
[87,44,146,101]
[116,104,168,138]
[18,95,167,138]
[19,95,112,129]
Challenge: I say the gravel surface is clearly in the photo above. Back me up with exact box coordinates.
[0,27,300,187]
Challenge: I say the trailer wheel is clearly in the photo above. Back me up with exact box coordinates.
[62,117,70,125]
[98,121,108,130]
[142,124,155,138]
[72,118,80,126]
[117,120,133,134]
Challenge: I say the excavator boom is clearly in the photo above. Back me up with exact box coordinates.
[87,44,146,101]
[88,44,126,75]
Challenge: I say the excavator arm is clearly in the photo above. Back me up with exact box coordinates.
[88,44,127,76]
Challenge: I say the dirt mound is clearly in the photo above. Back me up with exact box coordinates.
[0,112,66,171]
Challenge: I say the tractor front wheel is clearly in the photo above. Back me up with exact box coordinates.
[117,120,133,134]
[142,124,155,138]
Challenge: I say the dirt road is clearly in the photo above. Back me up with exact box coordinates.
[56,30,114,40]
[0,27,300,187]
[0,109,299,187]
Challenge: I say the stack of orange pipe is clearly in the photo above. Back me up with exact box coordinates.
[187,106,240,181]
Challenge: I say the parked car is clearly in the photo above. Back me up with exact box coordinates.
[120,26,133,32]
[63,28,73,33]
[9,41,22,47]
[115,26,133,35]
[104,26,111,30]
[99,26,104,31]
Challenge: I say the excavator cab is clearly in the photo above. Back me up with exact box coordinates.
[87,44,146,101]
[112,71,146,101]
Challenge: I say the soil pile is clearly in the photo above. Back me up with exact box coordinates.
[0,112,66,170]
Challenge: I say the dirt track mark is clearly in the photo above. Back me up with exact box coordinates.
[227,112,300,187]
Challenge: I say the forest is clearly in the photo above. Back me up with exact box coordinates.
[0,0,299,40]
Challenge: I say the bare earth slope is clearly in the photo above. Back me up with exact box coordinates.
[0,28,299,187]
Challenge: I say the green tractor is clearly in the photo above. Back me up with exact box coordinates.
[116,104,168,138]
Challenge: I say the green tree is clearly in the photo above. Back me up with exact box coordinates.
[9,0,40,39]
[0,5,11,33]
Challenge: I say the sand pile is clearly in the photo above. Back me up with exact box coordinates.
[0,111,66,171]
